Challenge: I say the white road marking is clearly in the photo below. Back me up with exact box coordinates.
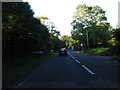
[82,65,95,75]
[67,52,95,75]
[75,60,78,61]
[14,68,40,88]
[76,60,81,64]
[72,57,75,59]
[68,52,95,75]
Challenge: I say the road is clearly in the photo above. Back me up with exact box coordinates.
[14,49,120,88]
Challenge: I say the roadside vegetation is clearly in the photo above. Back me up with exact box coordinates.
[77,48,110,56]
[3,52,56,88]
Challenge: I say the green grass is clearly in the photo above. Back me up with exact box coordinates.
[77,47,120,63]
[3,52,56,88]
[77,47,111,56]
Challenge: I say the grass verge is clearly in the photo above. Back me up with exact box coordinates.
[77,47,120,62]
[3,52,57,88]
[77,48,111,56]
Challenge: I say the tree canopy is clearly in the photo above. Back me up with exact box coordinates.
[60,35,78,49]
[2,2,63,62]
[71,4,112,49]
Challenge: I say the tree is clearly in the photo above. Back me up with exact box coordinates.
[38,16,48,24]
[2,2,50,60]
[49,28,62,51]
[49,34,63,51]
[71,4,112,49]
[60,35,77,49]
[114,28,120,42]
[112,28,120,54]
[38,16,62,51]
[2,2,35,57]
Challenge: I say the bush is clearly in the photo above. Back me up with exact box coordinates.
[78,48,111,56]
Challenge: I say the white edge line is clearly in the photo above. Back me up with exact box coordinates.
[14,69,39,88]
[82,65,95,75]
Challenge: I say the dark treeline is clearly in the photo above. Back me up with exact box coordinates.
[2,2,63,65]
[112,28,120,55]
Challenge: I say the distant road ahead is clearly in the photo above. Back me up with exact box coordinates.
[15,49,120,88]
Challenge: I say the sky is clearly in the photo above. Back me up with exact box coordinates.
[23,0,120,36]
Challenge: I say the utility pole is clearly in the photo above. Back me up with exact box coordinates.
[86,29,89,49]
[118,1,120,28]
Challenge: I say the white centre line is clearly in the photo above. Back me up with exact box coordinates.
[72,57,75,59]
[76,60,81,64]
[82,65,95,75]
[68,52,95,75]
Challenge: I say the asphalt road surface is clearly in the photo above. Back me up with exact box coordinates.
[14,49,120,88]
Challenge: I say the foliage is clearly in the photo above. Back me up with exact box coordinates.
[37,17,63,51]
[114,28,120,42]
[49,33,63,51]
[2,2,50,64]
[111,28,120,55]
[38,16,48,24]
[60,35,77,49]
[77,48,111,56]
[71,4,112,49]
